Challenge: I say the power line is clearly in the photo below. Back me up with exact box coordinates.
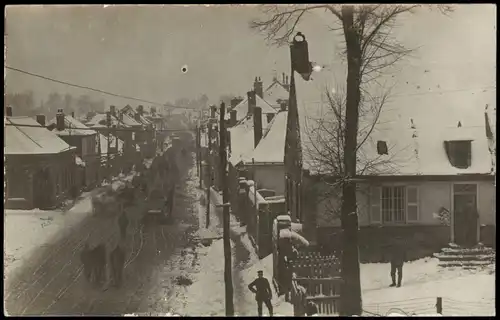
[4,122,195,133]
[5,66,203,110]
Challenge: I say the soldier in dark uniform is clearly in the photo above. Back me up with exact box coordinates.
[389,236,406,288]
[248,270,274,316]
[110,245,126,287]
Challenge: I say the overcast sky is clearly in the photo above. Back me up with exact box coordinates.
[5,4,496,108]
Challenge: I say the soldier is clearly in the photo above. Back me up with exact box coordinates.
[389,236,406,288]
[118,211,129,241]
[110,245,126,287]
[248,270,274,317]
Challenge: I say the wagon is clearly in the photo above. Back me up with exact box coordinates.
[143,188,171,224]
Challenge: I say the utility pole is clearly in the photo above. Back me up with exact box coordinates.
[219,101,234,316]
[106,112,111,179]
[206,122,212,228]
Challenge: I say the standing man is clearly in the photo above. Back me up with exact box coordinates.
[248,270,274,317]
[389,236,406,288]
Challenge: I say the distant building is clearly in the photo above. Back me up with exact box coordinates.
[5,109,77,210]
[47,110,100,189]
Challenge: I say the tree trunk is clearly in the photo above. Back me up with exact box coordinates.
[339,5,363,316]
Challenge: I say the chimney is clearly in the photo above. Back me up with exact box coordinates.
[247,91,256,115]
[254,77,264,98]
[283,75,290,91]
[135,113,141,122]
[282,72,285,83]
[151,106,156,115]
[230,109,237,127]
[280,100,288,111]
[253,106,263,147]
[56,109,65,131]
[267,113,275,123]
[36,114,46,127]
[137,105,144,116]
[71,111,75,118]
[6,106,12,117]
[110,105,116,116]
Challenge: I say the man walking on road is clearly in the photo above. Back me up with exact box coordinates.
[248,270,274,317]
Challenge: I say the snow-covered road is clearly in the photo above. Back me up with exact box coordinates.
[4,150,201,316]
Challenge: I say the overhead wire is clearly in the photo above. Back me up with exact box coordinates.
[5,65,204,110]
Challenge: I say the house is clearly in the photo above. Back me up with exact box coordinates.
[225,83,277,125]
[121,104,155,156]
[86,106,141,166]
[98,132,126,176]
[285,67,496,260]
[5,107,78,210]
[264,73,290,110]
[239,109,288,195]
[46,109,100,189]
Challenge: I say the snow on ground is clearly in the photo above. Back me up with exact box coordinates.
[361,258,495,316]
[176,167,495,316]
[4,173,136,281]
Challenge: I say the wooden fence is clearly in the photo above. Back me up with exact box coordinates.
[289,252,341,278]
[291,276,343,316]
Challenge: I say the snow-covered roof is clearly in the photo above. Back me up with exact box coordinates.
[86,113,127,128]
[294,70,496,176]
[264,79,289,107]
[5,117,76,155]
[228,113,273,166]
[225,95,277,122]
[242,111,288,164]
[48,115,97,136]
[121,105,152,126]
[119,112,142,127]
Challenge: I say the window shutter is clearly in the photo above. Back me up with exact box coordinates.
[406,186,419,222]
[370,186,382,224]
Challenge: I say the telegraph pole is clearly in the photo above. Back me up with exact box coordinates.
[219,102,234,316]
[106,112,111,179]
[206,122,212,228]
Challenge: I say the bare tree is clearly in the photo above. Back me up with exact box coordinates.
[250,4,453,316]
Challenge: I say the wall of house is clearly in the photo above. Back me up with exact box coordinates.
[253,164,286,196]
[312,178,496,261]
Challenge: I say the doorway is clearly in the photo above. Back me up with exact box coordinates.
[453,183,479,247]
[33,168,52,209]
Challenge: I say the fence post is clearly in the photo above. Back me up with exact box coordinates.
[436,297,442,315]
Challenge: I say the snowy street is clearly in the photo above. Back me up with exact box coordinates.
[4,153,202,316]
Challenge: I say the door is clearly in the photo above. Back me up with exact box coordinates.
[33,168,51,209]
[453,184,478,247]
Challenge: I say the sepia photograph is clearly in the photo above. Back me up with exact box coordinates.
[4,4,496,316]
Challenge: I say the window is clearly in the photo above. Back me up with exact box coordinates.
[445,140,472,169]
[382,186,406,223]
[371,185,419,224]
[377,140,388,155]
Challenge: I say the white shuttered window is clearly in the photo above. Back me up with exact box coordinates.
[370,185,420,224]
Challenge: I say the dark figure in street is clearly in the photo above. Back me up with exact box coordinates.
[305,301,319,316]
[80,243,92,282]
[118,211,129,241]
[109,245,126,287]
[389,236,406,288]
[248,270,274,316]
[92,244,107,285]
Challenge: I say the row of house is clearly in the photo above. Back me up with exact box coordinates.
[206,68,496,261]
[5,104,167,210]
